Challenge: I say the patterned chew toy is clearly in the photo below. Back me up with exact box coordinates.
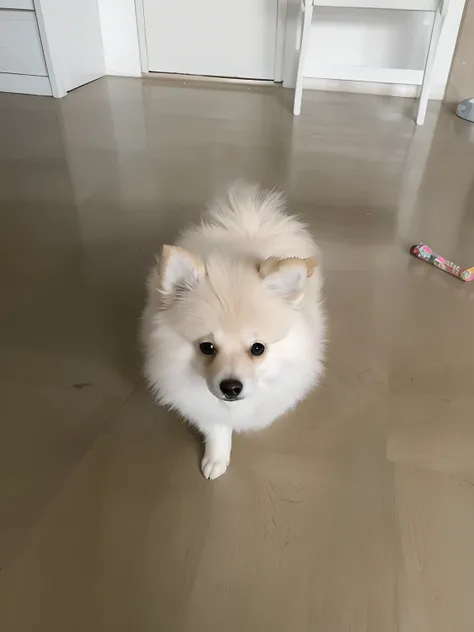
[410,243,474,282]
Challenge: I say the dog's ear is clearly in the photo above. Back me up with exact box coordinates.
[158,245,205,296]
[259,256,318,304]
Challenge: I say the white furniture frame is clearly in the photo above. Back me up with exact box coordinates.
[293,0,451,124]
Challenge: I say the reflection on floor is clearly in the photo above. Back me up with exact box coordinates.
[1,77,474,631]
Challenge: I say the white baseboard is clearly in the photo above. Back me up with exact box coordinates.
[106,70,142,78]
[0,73,52,96]
[307,65,423,85]
[301,65,448,99]
[303,76,421,98]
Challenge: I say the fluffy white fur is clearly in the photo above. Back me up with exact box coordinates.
[141,182,325,479]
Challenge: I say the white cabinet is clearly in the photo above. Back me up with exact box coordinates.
[0,0,106,97]
[0,10,47,76]
[0,0,34,8]
[0,4,51,95]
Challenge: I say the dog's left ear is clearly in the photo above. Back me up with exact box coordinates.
[158,245,205,297]
[259,256,318,304]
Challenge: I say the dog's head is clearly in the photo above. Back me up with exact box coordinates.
[154,245,318,402]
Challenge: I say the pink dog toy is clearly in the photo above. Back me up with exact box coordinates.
[410,243,474,282]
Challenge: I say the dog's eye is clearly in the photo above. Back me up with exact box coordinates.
[250,342,265,357]
[199,342,216,356]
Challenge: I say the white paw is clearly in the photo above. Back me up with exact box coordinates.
[201,456,229,480]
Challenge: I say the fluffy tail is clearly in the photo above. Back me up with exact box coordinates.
[207,181,293,239]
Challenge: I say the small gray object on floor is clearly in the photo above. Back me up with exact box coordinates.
[456,98,474,122]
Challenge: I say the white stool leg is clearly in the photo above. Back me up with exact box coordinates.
[416,8,444,126]
[293,0,314,116]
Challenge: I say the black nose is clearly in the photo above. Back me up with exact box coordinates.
[220,379,243,399]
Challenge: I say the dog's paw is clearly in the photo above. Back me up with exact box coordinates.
[201,456,228,480]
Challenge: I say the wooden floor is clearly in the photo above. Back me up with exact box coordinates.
[1,78,474,631]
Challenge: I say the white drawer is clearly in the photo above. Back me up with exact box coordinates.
[0,1,34,9]
[0,10,47,76]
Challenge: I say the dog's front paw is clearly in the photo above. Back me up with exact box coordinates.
[201,456,228,480]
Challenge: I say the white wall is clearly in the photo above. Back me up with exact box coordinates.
[284,0,467,99]
[97,0,141,76]
[35,0,106,95]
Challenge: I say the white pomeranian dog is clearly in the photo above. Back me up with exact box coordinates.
[141,182,325,479]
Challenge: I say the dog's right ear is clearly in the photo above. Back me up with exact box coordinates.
[259,256,318,305]
[157,245,205,297]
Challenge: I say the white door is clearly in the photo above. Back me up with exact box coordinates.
[143,0,279,80]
